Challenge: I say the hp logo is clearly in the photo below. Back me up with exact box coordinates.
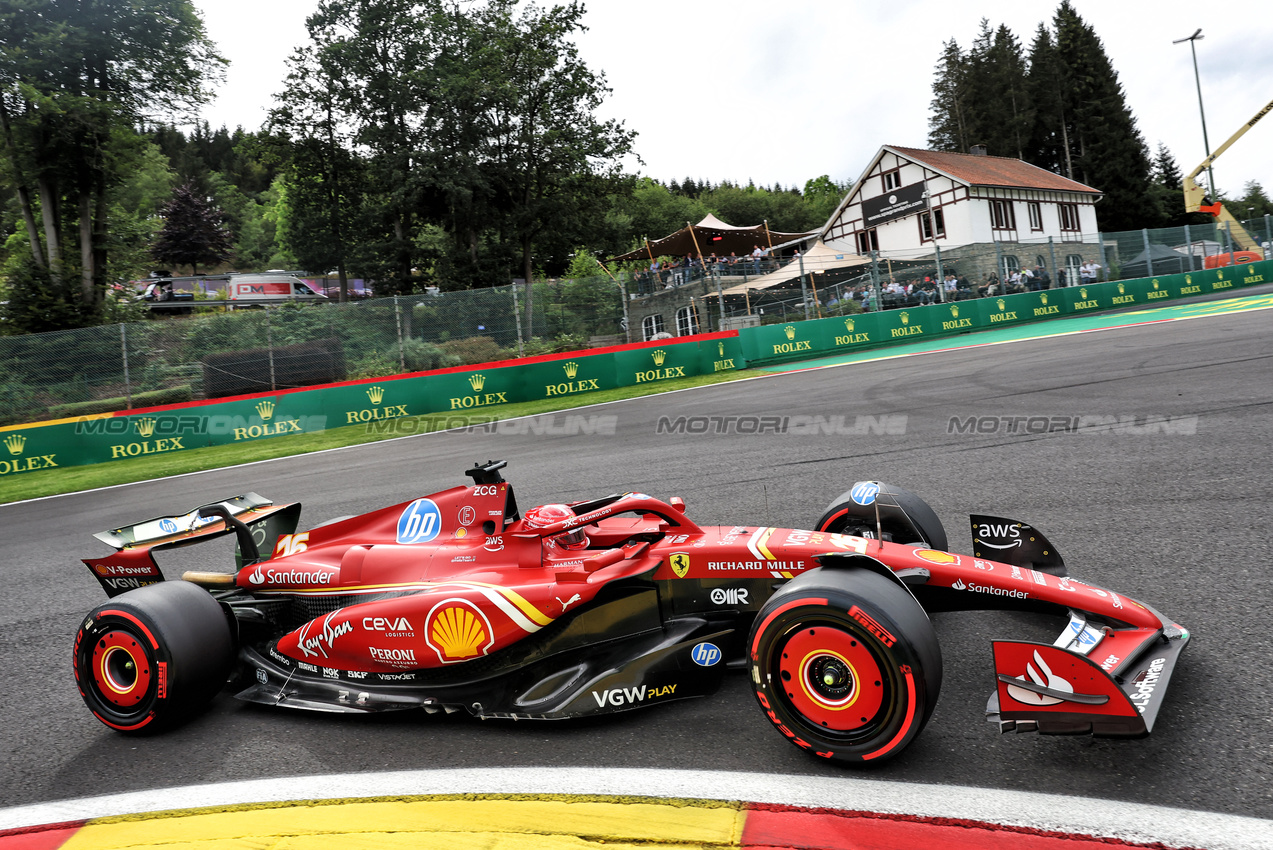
[850,482,880,506]
[691,642,722,667]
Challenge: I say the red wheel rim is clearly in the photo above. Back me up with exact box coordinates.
[91,630,152,708]
[778,625,885,731]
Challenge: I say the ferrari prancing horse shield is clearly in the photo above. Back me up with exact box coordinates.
[669,552,691,578]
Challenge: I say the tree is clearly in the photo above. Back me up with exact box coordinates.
[152,181,232,274]
[0,0,223,318]
[928,39,971,152]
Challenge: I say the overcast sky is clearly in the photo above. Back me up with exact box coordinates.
[194,0,1273,209]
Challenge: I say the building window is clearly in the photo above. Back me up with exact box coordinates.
[920,207,946,241]
[855,228,879,254]
[990,199,1016,230]
[882,169,901,191]
[1058,203,1080,231]
[642,314,665,341]
[1028,202,1042,231]
[675,306,699,336]
[1001,255,1020,277]
[1065,254,1083,286]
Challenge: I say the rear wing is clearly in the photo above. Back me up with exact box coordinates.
[84,493,301,598]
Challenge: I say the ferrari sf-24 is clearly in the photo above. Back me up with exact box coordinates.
[74,460,1190,765]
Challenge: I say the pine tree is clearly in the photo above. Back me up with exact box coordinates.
[1024,23,1069,175]
[1052,1,1155,230]
[152,182,234,275]
[928,39,970,151]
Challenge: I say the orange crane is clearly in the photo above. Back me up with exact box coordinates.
[1183,95,1273,267]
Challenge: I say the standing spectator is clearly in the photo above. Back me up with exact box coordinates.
[1081,260,1101,285]
[751,244,764,275]
[1033,264,1050,290]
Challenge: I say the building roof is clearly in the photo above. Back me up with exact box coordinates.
[887,146,1101,195]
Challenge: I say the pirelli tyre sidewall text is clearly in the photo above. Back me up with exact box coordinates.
[73,581,235,733]
[749,568,942,764]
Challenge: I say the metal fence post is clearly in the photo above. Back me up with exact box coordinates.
[264,307,277,391]
[1224,221,1234,258]
[1265,215,1272,258]
[120,323,133,409]
[510,284,525,357]
[1098,232,1109,282]
[994,239,1005,281]
[868,251,883,311]
[798,254,810,321]
[393,296,405,372]
[1142,229,1154,277]
[933,243,945,302]
[1048,236,1059,288]
[1184,224,1195,270]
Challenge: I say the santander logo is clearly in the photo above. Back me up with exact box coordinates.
[249,565,265,584]
[1007,650,1074,706]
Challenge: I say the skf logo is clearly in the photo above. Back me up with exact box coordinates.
[563,361,579,379]
[949,305,959,318]
[900,312,909,325]
[784,325,796,340]
[468,373,485,392]
[652,349,667,367]
[366,385,385,404]
[4,433,24,456]
[844,317,855,331]
[425,599,493,663]
[134,417,156,438]
[996,298,1006,310]
[255,401,275,421]
[669,552,691,578]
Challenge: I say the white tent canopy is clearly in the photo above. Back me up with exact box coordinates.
[721,239,869,295]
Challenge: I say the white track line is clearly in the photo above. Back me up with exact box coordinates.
[1,768,1270,849]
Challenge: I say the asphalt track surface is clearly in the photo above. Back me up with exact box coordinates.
[2,292,1272,844]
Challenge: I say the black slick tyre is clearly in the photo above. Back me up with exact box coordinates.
[73,581,235,733]
[749,568,941,764]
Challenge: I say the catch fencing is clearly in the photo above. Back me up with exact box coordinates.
[0,218,1269,427]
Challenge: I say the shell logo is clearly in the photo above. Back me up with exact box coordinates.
[914,548,960,566]
[425,599,494,663]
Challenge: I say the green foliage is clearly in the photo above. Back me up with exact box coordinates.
[438,336,505,365]
[47,386,192,418]
[152,181,234,274]
[0,377,39,426]
[398,339,460,372]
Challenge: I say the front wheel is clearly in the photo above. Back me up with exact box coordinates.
[749,569,941,764]
[73,581,235,733]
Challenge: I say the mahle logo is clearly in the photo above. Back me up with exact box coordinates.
[783,325,796,340]
[4,433,25,456]
[134,417,157,438]
[652,349,667,367]
[563,361,579,379]
[255,401,275,421]
[468,373,485,392]
[366,385,385,404]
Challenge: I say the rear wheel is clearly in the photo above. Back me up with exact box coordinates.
[749,569,941,764]
[73,581,235,733]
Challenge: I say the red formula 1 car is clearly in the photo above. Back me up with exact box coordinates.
[74,461,1190,764]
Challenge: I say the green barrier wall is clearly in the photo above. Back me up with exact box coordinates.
[2,261,1269,483]
[0,333,740,481]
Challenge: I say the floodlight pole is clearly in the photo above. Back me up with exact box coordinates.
[1174,28,1216,200]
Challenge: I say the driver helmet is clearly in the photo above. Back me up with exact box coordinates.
[523,503,589,550]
